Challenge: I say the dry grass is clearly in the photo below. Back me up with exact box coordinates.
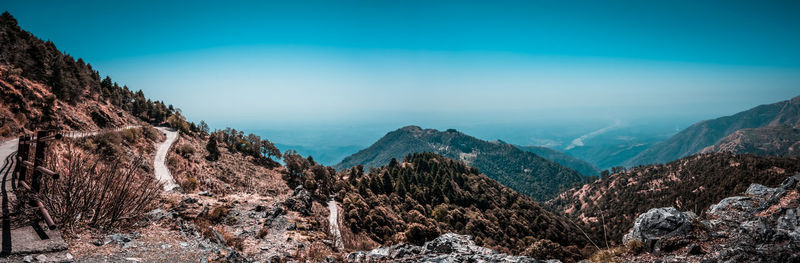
[181,176,199,192]
[589,246,629,263]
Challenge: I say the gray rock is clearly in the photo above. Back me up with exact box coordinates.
[283,185,312,216]
[746,184,778,198]
[347,233,553,263]
[110,233,133,244]
[35,254,47,262]
[623,207,694,250]
[146,208,168,221]
[779,173,800,190]
[423,233,494,255]
[91,238,110,246]
[707,196,753,220]
[199,191,213,197]
[23,255,33,263]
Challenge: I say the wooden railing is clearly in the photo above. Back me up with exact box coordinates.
[15,130,61,229]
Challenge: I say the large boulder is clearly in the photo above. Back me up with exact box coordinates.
[283,185,312,216]
[622,207,694,251]
[423,233,494,255]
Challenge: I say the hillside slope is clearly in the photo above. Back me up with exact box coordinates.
[516,145,600,176]
[335,126,588,201]
[0,12,177,137]
[548,152,800,244]
[626,95,800,166]
[291,152,590,261]
[700,124,800,157]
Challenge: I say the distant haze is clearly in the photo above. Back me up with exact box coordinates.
[4,0,800,162]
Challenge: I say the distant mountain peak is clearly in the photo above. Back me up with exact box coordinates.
[336,125,588,201]
[626,94,800,166]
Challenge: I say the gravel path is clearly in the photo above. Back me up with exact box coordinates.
[154,127,179,191]
[328,200,343,250]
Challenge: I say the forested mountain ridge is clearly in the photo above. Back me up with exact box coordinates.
[335,125,589,201]
[0,12,187,137]
[625,95,800,166]
[287,152,591,261]
[548,152,800,245]
[700,124,800,157]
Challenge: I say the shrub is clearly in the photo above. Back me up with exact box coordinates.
[206,137,220,161]
[0,126,11,137]
[625,239,644,254]
[121,128,139,144]
[176,143,195,158]
[40,146,161,232]
[94,131,123,158]
[167,156,180,167]
[588,246,627,263]
[206,205,230,224]
[405,223,439,245]
[257,227,269,239]
[182,176,199,192]
[142,126,161,141]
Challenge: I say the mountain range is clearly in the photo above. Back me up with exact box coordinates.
[3,9,800,262]
[335,125,589,201]
[626,95,800,166]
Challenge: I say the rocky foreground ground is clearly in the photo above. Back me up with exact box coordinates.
[614,173,800,262]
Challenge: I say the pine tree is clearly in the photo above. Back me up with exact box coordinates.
[206,137,221,161]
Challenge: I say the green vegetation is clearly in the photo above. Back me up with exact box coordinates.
[206,137,221,161]
[336,126,588,201]
[209,127,281,166]
[550,152,800,245]
[285,151,589,261]
[626,95,800,166]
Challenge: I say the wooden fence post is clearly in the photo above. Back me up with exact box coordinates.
[15,136,30,189]
[31,130,49,193]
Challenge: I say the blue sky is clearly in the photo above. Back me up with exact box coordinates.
[4,0,800,138]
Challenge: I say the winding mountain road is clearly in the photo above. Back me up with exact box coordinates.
[154,127,179,191]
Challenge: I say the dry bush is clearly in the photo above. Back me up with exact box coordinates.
[205,205,230,224]
[176,143,195,158]
[167,156,180,167]
[341,224,377,251]
[625,239,644,254]
[181,176,199,192]
[121,128,140,144]
[0,126,11,137]
[40,146,161,233]
[142,126,161,141]
[589,246,628,263]
[257,226,269,239]
[302,241,336,262]
[93,131,123,158]
[220,228,244,251]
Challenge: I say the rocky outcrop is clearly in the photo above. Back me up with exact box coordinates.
[283,185,312,216]
[346,233,561,263]
[622,207,695,252]
[622,173,800,262]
